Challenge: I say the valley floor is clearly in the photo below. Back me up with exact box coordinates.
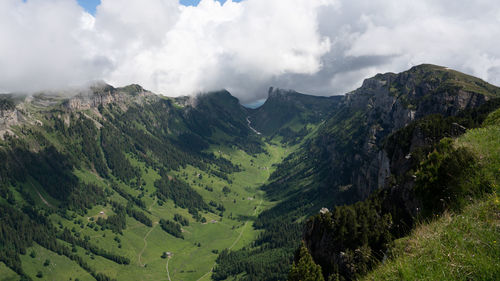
[0,142,291,281]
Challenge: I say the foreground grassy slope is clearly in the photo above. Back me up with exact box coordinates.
[362,109,500,281]
[363,195,499,281]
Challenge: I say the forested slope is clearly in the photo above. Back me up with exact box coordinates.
[214,64,500,280]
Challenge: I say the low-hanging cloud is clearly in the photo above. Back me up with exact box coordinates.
[1,0,499,102]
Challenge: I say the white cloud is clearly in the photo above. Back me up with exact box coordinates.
[313,0,500,95]
[0,0,111,92]
[0,0,499,102]
[98,0,333,99]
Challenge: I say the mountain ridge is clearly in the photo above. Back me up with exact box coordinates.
[213,63,500,280]
[0,64,499,281]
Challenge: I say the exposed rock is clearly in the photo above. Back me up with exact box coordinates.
[326,65,491,199]
[64,83,157,111]
[0,108,21,129]
[0,107,24,140]
[300,64,500,279]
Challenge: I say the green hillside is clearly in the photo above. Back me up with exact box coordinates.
[0,87,295,281]
[281,68,500,280]
[215,64,500,280]
[248,87,341,139]
[362,108,500,281]
[0,65,499,281]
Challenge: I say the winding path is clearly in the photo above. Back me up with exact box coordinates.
[166,257,172,281]
[137,196,160,266]
[138,222,158,267]
[193,199,263,281]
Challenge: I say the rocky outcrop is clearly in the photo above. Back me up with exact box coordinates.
[321,65,491,199]
[299,65,500,280]
[64,84,156,111]
[0,96,24,139]
[0,108,20,129]
[0,107,23,139]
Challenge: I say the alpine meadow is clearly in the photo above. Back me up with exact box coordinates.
[1,1,500,281]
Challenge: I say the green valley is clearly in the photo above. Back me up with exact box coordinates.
[0,84,309,281]
[1,65,499,281]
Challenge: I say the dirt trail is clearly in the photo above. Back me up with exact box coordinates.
[194,199,263,281]
[138,222,158,267]
[166,257,172,281]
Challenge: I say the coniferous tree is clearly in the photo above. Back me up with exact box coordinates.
[288,242,324,281]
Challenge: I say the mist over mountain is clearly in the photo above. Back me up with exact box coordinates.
[2,1,500,281]
[2,0,500,102]
[1,64,499,280]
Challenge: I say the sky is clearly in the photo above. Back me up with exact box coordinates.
[2,0,500,103]
[77,0,100,14]
[76,0,244,13]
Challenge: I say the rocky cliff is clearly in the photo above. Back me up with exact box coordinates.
[316,64,492,200]
[64,83,157,111]
[0,96,23,139]
[298,65,500,280]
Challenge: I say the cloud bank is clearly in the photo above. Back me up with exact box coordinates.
[1,0,499,102]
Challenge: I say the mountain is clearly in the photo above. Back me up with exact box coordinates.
[287,65,500,280]
[258,64,497,215]
[213,64,500,280]
[0,85,273,281]
[180,90,264,153]
[249,87,342,138]
[0,64,499,281]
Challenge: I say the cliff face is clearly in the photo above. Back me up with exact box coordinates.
[64,84,157,111]
[317,64,491,200]
[259,65,498,219]
[0,84,159,140]
[0,107,20,128]
[0,96,23,139]
[299,65,500,279]
[0,107,22,139]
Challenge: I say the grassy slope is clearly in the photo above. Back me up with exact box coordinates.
[21,243,95,281]
[362,109,500,281]
[0,141,290,281]
[0,90,296,281]
[0,263,19,281]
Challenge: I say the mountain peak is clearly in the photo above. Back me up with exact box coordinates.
[64,83,154,110]
[267,87,298,99]
[359,64,500,99]
[193,89,240,108]
[250,88,341,135]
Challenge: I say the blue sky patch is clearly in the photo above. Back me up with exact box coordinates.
[76,0,243,15]
[77,0,101,15]
[180,0,243,6]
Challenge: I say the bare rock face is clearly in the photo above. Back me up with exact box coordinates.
[0,108,22,139]
[333,65,490,199]
[0,108,20,128]
[0,96,24,139]
[64,84,156,111]
[0,109,21,140]
[300,65,499,280]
